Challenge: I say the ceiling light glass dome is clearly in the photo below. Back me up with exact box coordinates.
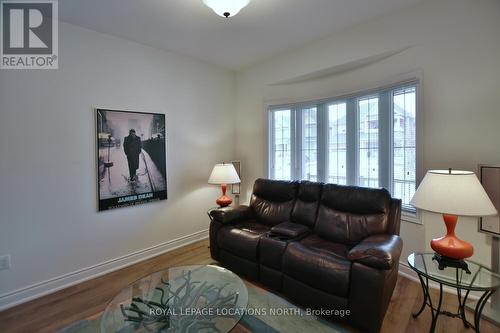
[202,0,251,18]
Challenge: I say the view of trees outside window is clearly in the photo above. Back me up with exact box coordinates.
[393,87,416,208]
[358,97,379,188]
[328,103,347,184]
[301,107,318,181]
[272,110,292,180]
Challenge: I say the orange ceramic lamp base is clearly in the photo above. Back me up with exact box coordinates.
[431,214,473,260]
[216,184,232,207]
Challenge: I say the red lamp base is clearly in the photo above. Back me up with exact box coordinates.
[216,184,232,207]
[431,214,474,260]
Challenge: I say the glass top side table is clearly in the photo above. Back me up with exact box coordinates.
[408,253,500,333]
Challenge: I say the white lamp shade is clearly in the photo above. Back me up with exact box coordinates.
[208,163,241,184]
[202,0,250,17]
[410,170,497,216]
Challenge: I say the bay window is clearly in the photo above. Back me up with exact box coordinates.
[268,81,418,212]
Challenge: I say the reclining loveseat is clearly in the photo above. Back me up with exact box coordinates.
[209,178,402,333]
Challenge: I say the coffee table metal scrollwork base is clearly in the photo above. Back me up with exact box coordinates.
[408,253,500,333]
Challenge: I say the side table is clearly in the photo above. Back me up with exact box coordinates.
[408,253,500,333]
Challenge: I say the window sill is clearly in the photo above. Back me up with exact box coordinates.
[401,211,421,225]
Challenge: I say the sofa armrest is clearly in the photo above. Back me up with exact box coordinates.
[210,205,254,224]
[347,234,402,270]
[387,198,402,235]
[270,222,310,239]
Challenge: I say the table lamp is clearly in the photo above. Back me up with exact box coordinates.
[208,163,241,207]
[410,169,497,271]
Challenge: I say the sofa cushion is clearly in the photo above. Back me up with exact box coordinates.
[217,221,271,261]
[315,184,392,245]
[320,184,392,214]
[291,181,323,228]
[250,179,298,226]
[299,234,352,258]
[282,234,352,297]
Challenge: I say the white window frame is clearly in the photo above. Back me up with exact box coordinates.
[267,78,422,220]
[268,107,296,180]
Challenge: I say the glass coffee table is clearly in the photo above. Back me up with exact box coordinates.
[100,265,248,333]
[408,253,500,333]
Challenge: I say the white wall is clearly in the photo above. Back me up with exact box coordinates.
[0,22,235,308]
[234,0,500,267]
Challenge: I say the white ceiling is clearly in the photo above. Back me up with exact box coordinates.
[60,0,424,70]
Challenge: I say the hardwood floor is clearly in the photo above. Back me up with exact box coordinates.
[0,239,497,333]
[379,273,499,333]
[0,240,213,333]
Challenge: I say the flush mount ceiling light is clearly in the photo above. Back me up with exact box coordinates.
[202,0,251,18]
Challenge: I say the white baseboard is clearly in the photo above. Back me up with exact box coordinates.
[1,240,484,312]
[0,229,209,311]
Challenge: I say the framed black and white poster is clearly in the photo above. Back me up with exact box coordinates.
[96,108,167,211]
[479,165,500,236]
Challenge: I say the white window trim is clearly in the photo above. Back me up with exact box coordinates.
[266,73,423,224]
[402,209,421,225]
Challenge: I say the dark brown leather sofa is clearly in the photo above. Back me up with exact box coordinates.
[209,178,402,333]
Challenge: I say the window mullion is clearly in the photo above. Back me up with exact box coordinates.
[293,107,301,180]
[346,98,357,186]
[388,92,395,195]
[268,111,274,178]
[317,103,327,183]
[378,91,391,190]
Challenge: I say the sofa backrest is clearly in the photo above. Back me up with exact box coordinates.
[291,181,323,228]
[250,178,298,226]
[314,184,392,245]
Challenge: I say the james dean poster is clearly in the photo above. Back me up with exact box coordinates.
[96,108,167,211]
